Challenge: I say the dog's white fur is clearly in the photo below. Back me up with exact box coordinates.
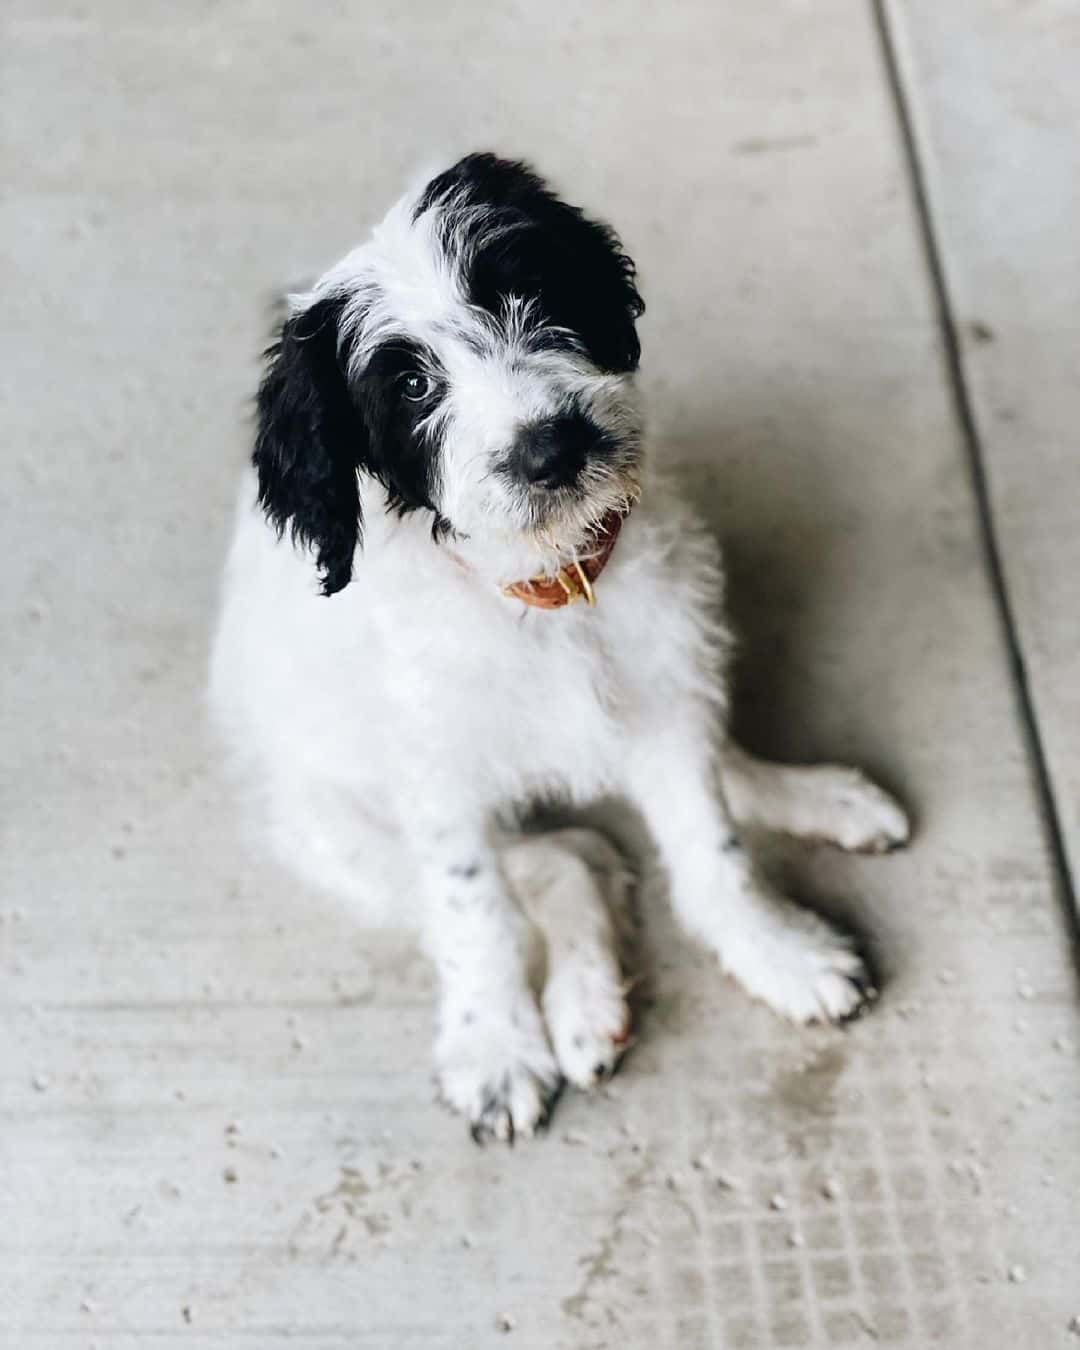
[210,164,909,1141]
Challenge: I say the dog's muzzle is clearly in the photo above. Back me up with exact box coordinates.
[507,411,609,491]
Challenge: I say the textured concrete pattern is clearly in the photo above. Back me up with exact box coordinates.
[2,3,1079,1348]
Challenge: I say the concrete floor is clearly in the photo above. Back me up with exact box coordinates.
[3,3,1079,1347]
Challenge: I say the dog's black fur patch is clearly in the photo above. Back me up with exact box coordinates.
[254,296,364,597]
[254,307,450,594]
[417,152,645,373]
[353,338,446,526]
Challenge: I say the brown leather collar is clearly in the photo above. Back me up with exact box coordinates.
[502,509,626,609]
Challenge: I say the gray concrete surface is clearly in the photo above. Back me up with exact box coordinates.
[889,0,1080,890]
[2,3,1078,1348]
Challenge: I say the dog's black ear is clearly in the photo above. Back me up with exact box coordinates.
[253,295,365,596]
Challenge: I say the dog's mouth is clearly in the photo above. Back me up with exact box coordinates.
[523,462,639,535]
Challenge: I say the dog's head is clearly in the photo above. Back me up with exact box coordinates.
[254,153,645,594]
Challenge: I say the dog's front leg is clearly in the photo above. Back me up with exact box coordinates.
[626,716,873,1023]
[415,817,561,1142]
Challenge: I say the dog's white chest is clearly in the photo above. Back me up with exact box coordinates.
[425,594,632,803]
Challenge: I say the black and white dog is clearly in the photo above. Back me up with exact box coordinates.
[211,153,909,1141]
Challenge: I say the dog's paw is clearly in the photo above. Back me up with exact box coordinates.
[720,898,874,1024]
[544,958,633,1090]
[804,767,910,854]
[435,1009,562,1143]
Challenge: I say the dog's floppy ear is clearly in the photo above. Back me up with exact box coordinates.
[253,295,365,596]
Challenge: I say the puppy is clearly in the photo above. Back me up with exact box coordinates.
[211,153,909,1142]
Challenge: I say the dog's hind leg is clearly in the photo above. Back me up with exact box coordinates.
[720,742,910,855]
[502,828,634,1091]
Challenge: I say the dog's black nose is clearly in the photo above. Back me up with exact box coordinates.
[510,413,596,489]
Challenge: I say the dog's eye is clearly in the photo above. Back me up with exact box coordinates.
[400,372,436,403]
